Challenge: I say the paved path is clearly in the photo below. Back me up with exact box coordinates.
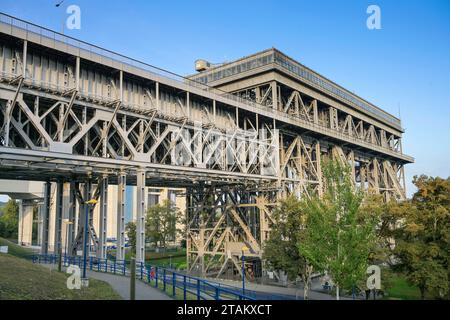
[211,278,359,300]
[43,264,172,300]
[86,270,171,300]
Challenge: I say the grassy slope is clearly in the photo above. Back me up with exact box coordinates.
[0,237,35,259]
[385,274,421,300]
[0,238,121,300]
[0,238,420,299]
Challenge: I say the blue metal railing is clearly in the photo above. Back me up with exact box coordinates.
[32,254,261,300]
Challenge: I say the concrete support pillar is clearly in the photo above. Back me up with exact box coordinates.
[116,172,126,260]
[54,181,63,254]
[40,182,51,254]
[97,176,108,259]
[136,170,146,263]
[18,200,34,246]
[37,203,43,247]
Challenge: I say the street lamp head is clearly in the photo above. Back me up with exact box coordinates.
[85,199,98,205]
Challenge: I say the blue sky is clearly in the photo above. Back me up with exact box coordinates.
[1,0,449,197]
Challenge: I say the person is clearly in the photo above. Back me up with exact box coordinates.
[150,267,156,280]
[248,268,254,280]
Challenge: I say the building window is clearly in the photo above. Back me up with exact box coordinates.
[168,189,177,205]
[148,193,159,206]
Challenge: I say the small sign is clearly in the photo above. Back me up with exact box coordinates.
[0,246,8,254]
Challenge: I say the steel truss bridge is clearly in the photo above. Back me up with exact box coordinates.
[0,13,413,279]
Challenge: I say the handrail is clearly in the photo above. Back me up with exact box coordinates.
[32,254,263,300]
[0,12,261,109]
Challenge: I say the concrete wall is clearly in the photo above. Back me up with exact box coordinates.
[18,200,34,246]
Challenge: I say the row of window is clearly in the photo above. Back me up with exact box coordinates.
[190,51,400,129]
[192,53,274,85]
[273,52,401,128]
[147,189,177,206]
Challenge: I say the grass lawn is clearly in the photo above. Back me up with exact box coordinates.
[0,238,121,300]
[0,237,35,260]
[112,248,187,269]
[145,249,186,260]
[149,255,186,268]
[385,274,422,300]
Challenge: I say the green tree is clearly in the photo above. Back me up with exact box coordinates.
[125,221,137,256]
[390,176,450,299]
[263,195,313,299]
[145,199,181,249]
[298,159,378,300]
[360,194,399,294]
[0,199,19,239]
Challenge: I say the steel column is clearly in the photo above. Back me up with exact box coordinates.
[66,181,76,256]
[54,181,63,254]
[40,182,51,255]
[136,169,146,263]
[97,175,108,259]
[116,172,126,261]
[81,179,92,280]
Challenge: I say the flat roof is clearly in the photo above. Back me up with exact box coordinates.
[189,48,402,130]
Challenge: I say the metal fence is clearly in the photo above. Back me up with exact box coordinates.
[32,254,267,300]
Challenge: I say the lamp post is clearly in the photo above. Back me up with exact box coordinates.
[241,246,248,296]
[62,219,73,257]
